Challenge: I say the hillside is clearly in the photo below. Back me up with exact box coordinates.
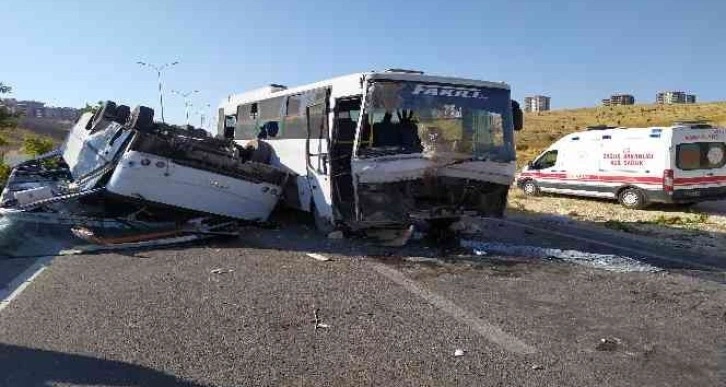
[516,101,726,164]
[0,119,71,164]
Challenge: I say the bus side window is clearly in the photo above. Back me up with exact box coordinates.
[283,94,307,139]
[236,103,258,140]
[258,97,285,139]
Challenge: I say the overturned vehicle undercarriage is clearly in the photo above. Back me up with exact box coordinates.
[0,101,288,238]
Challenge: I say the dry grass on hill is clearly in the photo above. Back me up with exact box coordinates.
[516,101,726,164]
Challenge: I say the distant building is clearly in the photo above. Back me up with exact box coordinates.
[602,94,635,106]
[0,98,80,120]
[656,91,696,104]
[523,95,551,112]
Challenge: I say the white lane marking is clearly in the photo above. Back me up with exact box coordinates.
[305,253,331,262]
[497,218,722,272]
[0,256,53,313]
[370,262,536,355]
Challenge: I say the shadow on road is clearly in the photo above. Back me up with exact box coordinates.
[0,343,207,387]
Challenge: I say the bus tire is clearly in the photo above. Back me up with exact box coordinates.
[312,201,335,235]
[92,101,117,129]
[521,179,539,196]
[618,187,646,209]
[129,106,155,132]
[115,105,131,125]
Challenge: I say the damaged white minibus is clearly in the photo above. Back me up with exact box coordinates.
[218,69,523,233]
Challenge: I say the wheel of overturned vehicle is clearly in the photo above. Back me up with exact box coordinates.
[312,201,336,235]
[92,101,117,129]
[115,105,131,125]
[521,179,539,196]
[129,106,155,132]
[247,140,272,164]
[618,187,646,209]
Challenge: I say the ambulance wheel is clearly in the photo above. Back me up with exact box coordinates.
[521,179,539,196]
[619,188,646,209]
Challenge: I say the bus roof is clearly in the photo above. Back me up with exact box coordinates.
[219,70,510,112]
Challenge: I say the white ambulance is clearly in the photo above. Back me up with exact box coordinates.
[516,122,726,208]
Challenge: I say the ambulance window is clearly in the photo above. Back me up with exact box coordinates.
[676,142,726,170]
[534,150,558,169]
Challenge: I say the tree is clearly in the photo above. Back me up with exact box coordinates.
[22,135,55,157]
[0,82,16,129]
[80,100,103,114]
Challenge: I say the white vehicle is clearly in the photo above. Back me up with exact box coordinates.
[218,69,523,232]
[1,102,288,224]
[516,122,726,208]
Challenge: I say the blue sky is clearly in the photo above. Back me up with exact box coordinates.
[2,0,723,126]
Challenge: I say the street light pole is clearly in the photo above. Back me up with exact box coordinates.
[171,89,199,127]
[136,60,179,123]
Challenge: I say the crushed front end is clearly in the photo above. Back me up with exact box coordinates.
[351,77,517,231]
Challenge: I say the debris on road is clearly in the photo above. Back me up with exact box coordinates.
[404,256,446,265]
[306,253,331,262]
[314,308,330,330]
[596,337,621,352]
[210,268,235,275]
[461,240,661,273]
[366,225,415,247]
[59,234,212,255]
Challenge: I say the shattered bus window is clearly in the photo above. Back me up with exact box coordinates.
[358,81,512,161]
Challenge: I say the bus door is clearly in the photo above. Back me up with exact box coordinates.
[306,94,334,224]
[330,97,361,221]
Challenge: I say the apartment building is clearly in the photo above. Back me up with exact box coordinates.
[656,91,697,104]
[523,95,551,112]
[602,94,635,106]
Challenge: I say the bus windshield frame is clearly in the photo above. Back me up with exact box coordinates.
[356,80,515,161]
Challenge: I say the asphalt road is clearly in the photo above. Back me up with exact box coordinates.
[0,221,724,386]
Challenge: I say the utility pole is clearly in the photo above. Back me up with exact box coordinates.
[171,89,199,127]
[136,60,179,123]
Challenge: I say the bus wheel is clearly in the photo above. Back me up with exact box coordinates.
[92,101,117,129]
[129,106,155,132]
[115,105,131,125]
[521,179,539,196]
[312,201,335,235]
[619,188,646,209]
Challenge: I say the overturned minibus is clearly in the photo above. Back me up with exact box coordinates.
[218,69,523,233]
[0,102,288,225]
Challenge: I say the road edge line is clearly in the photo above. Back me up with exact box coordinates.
[0,256,54,313]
